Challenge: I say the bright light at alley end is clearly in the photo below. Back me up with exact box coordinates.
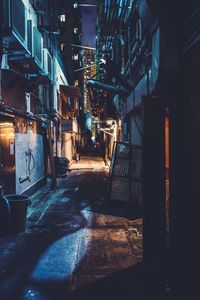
[73,2,78,8]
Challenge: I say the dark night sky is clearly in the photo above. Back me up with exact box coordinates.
[79,0,97,48]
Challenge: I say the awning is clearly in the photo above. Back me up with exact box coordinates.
[60,85,81,98]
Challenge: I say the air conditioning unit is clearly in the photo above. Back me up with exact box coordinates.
[3,0,28,52]
[27,20,43,70]
[43,49,53,80]
[27,3,44,71]
[27,20,33,54]
[32,25,43,69]
[43,33,52,51]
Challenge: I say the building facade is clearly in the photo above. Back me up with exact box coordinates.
[96,0,200,297]
[0,0,69,194]
[57,0,83,162]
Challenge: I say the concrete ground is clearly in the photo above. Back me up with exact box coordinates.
[0,156,170,299]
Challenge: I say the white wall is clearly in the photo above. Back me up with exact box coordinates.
[53,57,68,111]
[62,132,73,162]
[15,131,44,194]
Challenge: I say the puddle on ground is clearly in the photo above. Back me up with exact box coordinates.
[24,288,43,300]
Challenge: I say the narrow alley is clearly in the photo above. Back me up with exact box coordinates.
[1,1,199,299]
[0,156,142,300]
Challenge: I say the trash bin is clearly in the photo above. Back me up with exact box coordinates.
[54,156,69,176]
[5,195,31,233]
[0,190,11,236]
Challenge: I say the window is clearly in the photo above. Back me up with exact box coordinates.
[60,14,66,22]
[74,54,79,60]
[74,28,78,34]
[73,2,78,8]
[61,43,65,51]
[74,80,79,86]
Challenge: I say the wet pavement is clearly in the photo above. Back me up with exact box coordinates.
[0,156,144,299]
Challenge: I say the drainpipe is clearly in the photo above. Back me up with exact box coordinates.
[127,22,132,80]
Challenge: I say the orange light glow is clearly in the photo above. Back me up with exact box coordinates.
[0,122,13,127]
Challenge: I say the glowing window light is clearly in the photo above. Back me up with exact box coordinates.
[60,14,66,22]
[60,43,65,51]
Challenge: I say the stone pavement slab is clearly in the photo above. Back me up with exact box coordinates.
[0,156,143,300]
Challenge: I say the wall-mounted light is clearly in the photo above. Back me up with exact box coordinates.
[60,14,66,22]
[79,4,97,7]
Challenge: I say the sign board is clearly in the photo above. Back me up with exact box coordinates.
[109,142,131,203]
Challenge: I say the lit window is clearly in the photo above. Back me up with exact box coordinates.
[74,54,79,60]
[74,80,79,86]
[74,28,78,34]
[73,2,78,8]
[60,14,66,22]
[60,43,65,51]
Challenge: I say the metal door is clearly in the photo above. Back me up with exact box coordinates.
[0,121,15,193]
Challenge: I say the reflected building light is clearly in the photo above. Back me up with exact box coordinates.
[31,210,93,282]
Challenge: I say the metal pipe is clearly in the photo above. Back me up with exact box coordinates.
[71,44,96,51]
[100,128,115,137]
[74,61,105,73]
[86,79,129,96]
[79,4,97,7]
[128,25,131,79]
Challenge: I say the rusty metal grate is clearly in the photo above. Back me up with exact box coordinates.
[110,177,130,202]
[109,142,131,204]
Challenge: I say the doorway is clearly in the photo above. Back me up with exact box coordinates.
[0,121,15,194]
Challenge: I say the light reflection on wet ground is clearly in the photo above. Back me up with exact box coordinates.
[0,156,142,299]
[31,210,93,282]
